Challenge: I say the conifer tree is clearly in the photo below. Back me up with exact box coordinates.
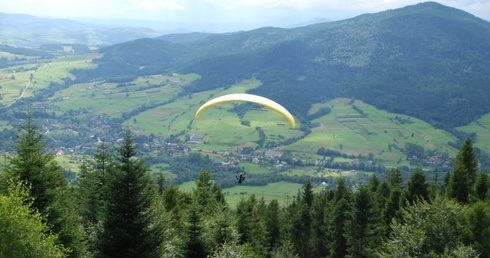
[387,167,403,189]
[6,114,64,218]
[329,177,352,258]
[473,172,489,201]
[367,174,379,193]
[310,191,330,258]
[98,130,163,258]
[381,168,405,237]
[382,187,404,237]
[290,180,315,257]
[329,198,351,258]
[447,138,479,204]
[77,142,111,255]
[5,114,84,256]
[194,170,224,215]
[345,184,376,257]
[235,195,256,244]
[291,202,312,258]
[184,205,207,258]
[249,201,269,257]
[302,179,314,207]
[265,199,281,253]
[406,168,428,203]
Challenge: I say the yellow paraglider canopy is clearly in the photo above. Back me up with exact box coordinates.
[194,93,295,128]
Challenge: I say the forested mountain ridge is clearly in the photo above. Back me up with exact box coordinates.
[80,1,490,130]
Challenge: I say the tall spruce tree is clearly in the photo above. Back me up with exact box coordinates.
[77,142,111,255]
[235,195,256,245]
[473,172,489,201]
[310,191,330,258]
[6,114,64,218]
[5,114,83,256]
[381,168,405,237]
[291,202,312,258]
[265,199,281,253]
[98,130,163,258]
[184,205,207,258]
[329,177,352,258]
[447,138,479,204]
[291,180,314,257]
[406,168,429,203]
[345,184,375,257]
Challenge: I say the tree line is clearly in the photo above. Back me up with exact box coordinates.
[0,115,489,257]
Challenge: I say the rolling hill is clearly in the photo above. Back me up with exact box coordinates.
[75,1,490,131]
[1,1,490,178]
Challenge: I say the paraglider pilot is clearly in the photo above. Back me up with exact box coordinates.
[236,173,246,184]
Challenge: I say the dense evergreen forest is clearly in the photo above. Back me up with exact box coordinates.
[1,115,489,258]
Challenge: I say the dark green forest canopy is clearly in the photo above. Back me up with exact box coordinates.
[73,1,490,131]
[2,119,490,258]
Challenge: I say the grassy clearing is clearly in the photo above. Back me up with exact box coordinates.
[287,98,457,166]
[240,163,272,175]
[457,113,490,154]
[179,180,305,208]
[55,154,82,174]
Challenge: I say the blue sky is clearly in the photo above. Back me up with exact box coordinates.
[1,0,489,32]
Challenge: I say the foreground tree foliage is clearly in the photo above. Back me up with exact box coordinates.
[0,181,68,258]
[379,198,474,257]
[2,115,83,256]
[1,117,490,258]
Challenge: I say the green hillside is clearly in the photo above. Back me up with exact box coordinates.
[287,98,457,166]
[73,2,490,133]
[1,1,490,178]
[458,114,490,154]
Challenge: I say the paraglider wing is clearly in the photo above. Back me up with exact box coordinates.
[194,93,295,128]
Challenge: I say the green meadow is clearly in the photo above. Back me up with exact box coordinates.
[287,98,458,166]
[0,55,96,106]
[125,79,303,151]
[458,113,490,154]
[180,180,305,208]
[51,73,199,117]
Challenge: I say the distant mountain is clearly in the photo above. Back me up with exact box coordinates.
[285,18,332,28]
[73,2,490,131]
[0,13,162,48]
[156,32,215,44]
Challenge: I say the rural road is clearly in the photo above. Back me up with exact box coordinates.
[5,63,48,107]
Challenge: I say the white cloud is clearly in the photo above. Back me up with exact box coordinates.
[128,0,186,11]
[0,0,488,31]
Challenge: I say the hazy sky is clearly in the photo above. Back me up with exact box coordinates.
[1,0,489,32]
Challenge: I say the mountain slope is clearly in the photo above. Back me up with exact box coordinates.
[75,2,490,131]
